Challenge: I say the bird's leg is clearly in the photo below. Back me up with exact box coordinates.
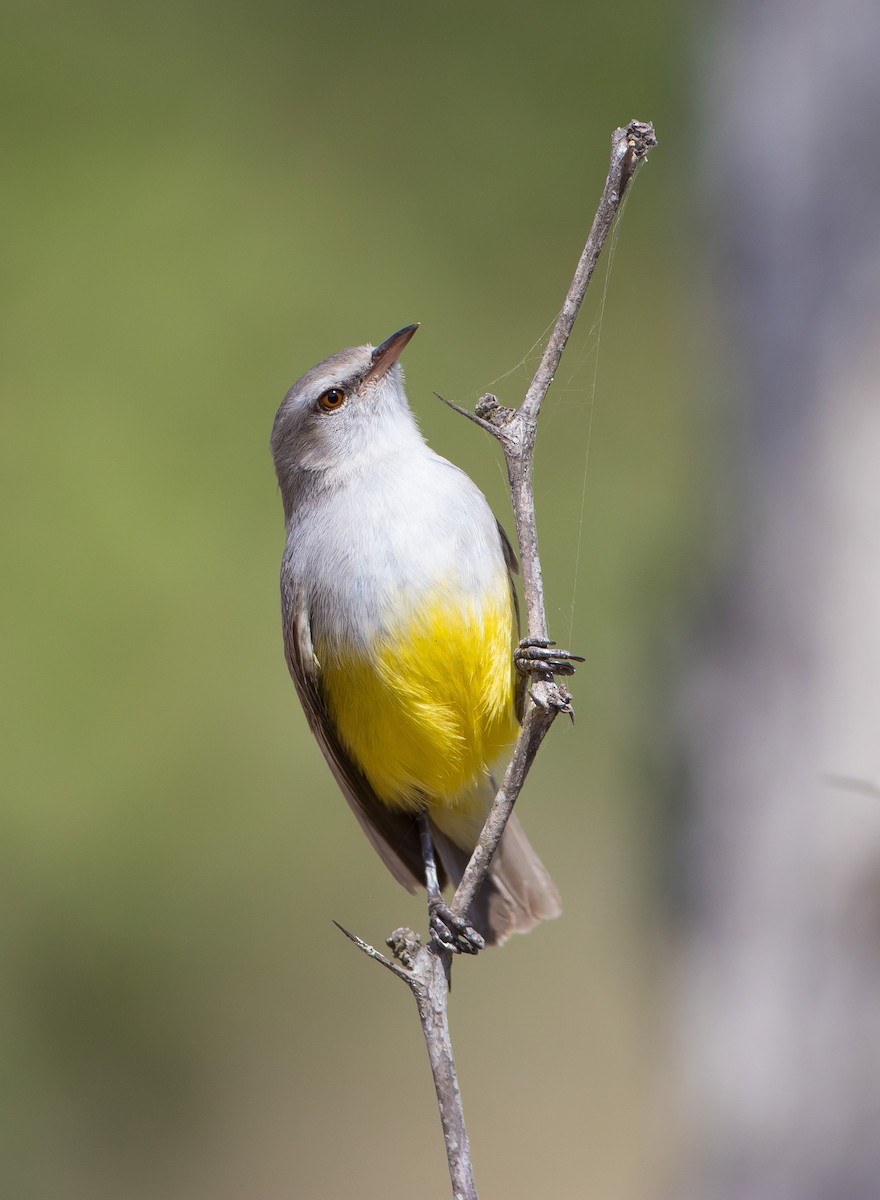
[514,636,585,677]
[418,810,485,955]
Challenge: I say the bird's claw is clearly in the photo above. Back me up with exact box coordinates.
[515,637,585,678]
[428,897,485,955]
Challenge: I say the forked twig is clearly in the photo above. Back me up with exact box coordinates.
[342,120,657,1200]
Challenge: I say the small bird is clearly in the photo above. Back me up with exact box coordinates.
[271,325,564,949]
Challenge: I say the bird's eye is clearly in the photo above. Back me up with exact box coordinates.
[318,387,346,412]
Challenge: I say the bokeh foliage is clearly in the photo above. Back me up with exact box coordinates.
[1,1,698,1196]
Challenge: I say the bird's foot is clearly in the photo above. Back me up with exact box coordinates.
[428,896,485,955]
[515,637,585,677]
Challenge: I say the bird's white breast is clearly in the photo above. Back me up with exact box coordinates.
[286,447,509,651]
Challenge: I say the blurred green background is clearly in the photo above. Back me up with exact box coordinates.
[1,2,698,1197]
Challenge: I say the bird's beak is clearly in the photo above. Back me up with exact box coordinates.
[365,324,419,384]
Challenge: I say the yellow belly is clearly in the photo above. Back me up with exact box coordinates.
[317,587,518,812]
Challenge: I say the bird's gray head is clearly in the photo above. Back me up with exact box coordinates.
[271,324,423,514]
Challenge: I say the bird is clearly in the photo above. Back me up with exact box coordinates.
[271,324,566,950]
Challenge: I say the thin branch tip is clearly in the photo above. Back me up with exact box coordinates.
[434,391,499,438]
[333,920,411,979]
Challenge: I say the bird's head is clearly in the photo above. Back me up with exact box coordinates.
[271,324,421,506]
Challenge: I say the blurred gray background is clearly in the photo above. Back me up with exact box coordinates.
[3,1,879,1197]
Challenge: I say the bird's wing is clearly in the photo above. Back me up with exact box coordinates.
[495,520,528,723]
[495,518,521,630]
[283,584,432,892]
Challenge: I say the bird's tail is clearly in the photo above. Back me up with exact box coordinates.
[430,809,562,947]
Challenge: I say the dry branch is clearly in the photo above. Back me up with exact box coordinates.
[344,119,657,1200]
